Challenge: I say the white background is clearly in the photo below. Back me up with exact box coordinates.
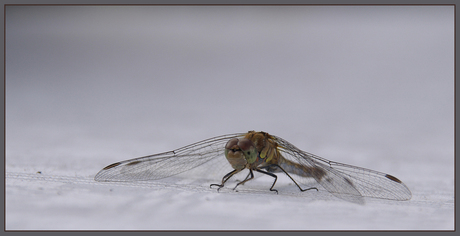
[5,5,454,230]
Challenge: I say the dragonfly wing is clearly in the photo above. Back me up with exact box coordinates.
[272,135,411,202]
[325,161,412,201]
[305,160,366,204]
[276,147,365,204]
[94,133,243,182]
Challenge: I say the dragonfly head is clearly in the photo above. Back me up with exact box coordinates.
[224,138,257,170]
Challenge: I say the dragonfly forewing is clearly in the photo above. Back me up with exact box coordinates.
[94,133,243,182]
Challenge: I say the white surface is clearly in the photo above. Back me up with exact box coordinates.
[5,5,454,230]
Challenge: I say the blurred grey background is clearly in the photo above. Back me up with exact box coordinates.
[5,5,454,230]
[5,5,453,181]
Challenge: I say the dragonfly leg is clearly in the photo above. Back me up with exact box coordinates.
[237,172,252,186]
[254,168,279,194]
[233,169,254,191]
[269,164,318,192]
[210,169,240,192]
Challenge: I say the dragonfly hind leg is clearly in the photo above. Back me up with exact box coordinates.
[254,168,279,194]
[266,164,318,192]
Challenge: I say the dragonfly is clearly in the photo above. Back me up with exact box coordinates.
[94,131,412,204]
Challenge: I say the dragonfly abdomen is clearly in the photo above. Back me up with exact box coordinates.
[278,158,326,180]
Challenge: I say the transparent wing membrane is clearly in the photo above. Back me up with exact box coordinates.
[273,135,411,201]
[94,133,243,182]
[95,131,411,203]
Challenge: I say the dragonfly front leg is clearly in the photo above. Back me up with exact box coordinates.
[231,168,281,194]
[210,169,241,192]
[233,169,255,191]
[236,171,252,187]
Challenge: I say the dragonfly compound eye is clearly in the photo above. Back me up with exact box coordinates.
[237,138,258,164]
[224,138,248,170]
[225,138,239,149]
[237,138,255,152]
